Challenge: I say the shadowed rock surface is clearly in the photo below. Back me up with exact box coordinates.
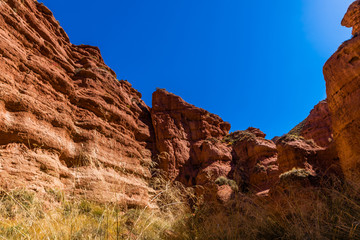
[151,90,283,198]
[289,100,333,148]
[151,89,231,184]
[227,129,279,192]
[276,135,324,175]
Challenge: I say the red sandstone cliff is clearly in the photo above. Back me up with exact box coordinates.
[289,100,333,148]
[149,89,339,198]
[0,0,346,208]
[152,90,282,195]
[151,89,231,185]
[228,129,279,192]
[324,0,360,182]
[282,100,340,180]
[0,0,155,206]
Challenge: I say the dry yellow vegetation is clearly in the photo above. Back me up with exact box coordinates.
[1,175,360,239]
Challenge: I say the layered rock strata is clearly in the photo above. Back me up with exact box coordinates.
[0,0,155,206]
[151,89,281,194]
[0,0,348,208]
[151,89,231,185]
[288,100,333,148]
[324,0,360,181]
[280,99,340,180]
[227,129,279,192]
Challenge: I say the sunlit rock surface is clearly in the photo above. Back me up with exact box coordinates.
[0,0,156,207]
[324,0,360,182]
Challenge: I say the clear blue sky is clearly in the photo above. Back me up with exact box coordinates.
[40,0,353,139]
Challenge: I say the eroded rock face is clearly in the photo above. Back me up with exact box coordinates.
[289,100,333,148]
[323,1,360,181]
[228,130,279,192]
[151,88,339,195]
[0,0,155,206]
[151,90,280,194]
[192,140,232,185]
[276,135,341,179]
[0,0,348,208]
[342,0,360,36]
[276,135,322,175]
[151,89,231,184]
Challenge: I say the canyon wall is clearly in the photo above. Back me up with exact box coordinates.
[324,0,360,182]
[0,0,348,207]
[151,89,283,195]
[288,100,333,148]
[0,0,155,207]
[150,90,339,199]
[151,89,231,184]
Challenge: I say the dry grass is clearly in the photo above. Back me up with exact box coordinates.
[185,176,360,240]
[0,177,194,240]
[1,175,360,239]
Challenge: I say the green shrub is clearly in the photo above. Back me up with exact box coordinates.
[222,130,256,145]
[279,168,312,180]
[215,176,228,186]
[215,176,239,192]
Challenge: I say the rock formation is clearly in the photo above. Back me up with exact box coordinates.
[342,0,360,36]
[278,99,341,181]
[227,129,279,192]
[0,0,155,207]
[288,100,333,148]
[0,0,348,208]
[276,135,323,175]
[151,89,231,185]
[324,0,360,182]
[151,89,287,199]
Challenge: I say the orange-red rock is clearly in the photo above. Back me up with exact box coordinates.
[216,185,234,203]
[323,0,360,181]
[276,135,321,175]
[151,89,231,184]
[289,100,333,148]
[228,129,279,192]
[151,90,283,194]
[342,0,360,36]
[0,0,155,207]
[0,0,349,208]
[276,135,341,179]
[196,160,232,185]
